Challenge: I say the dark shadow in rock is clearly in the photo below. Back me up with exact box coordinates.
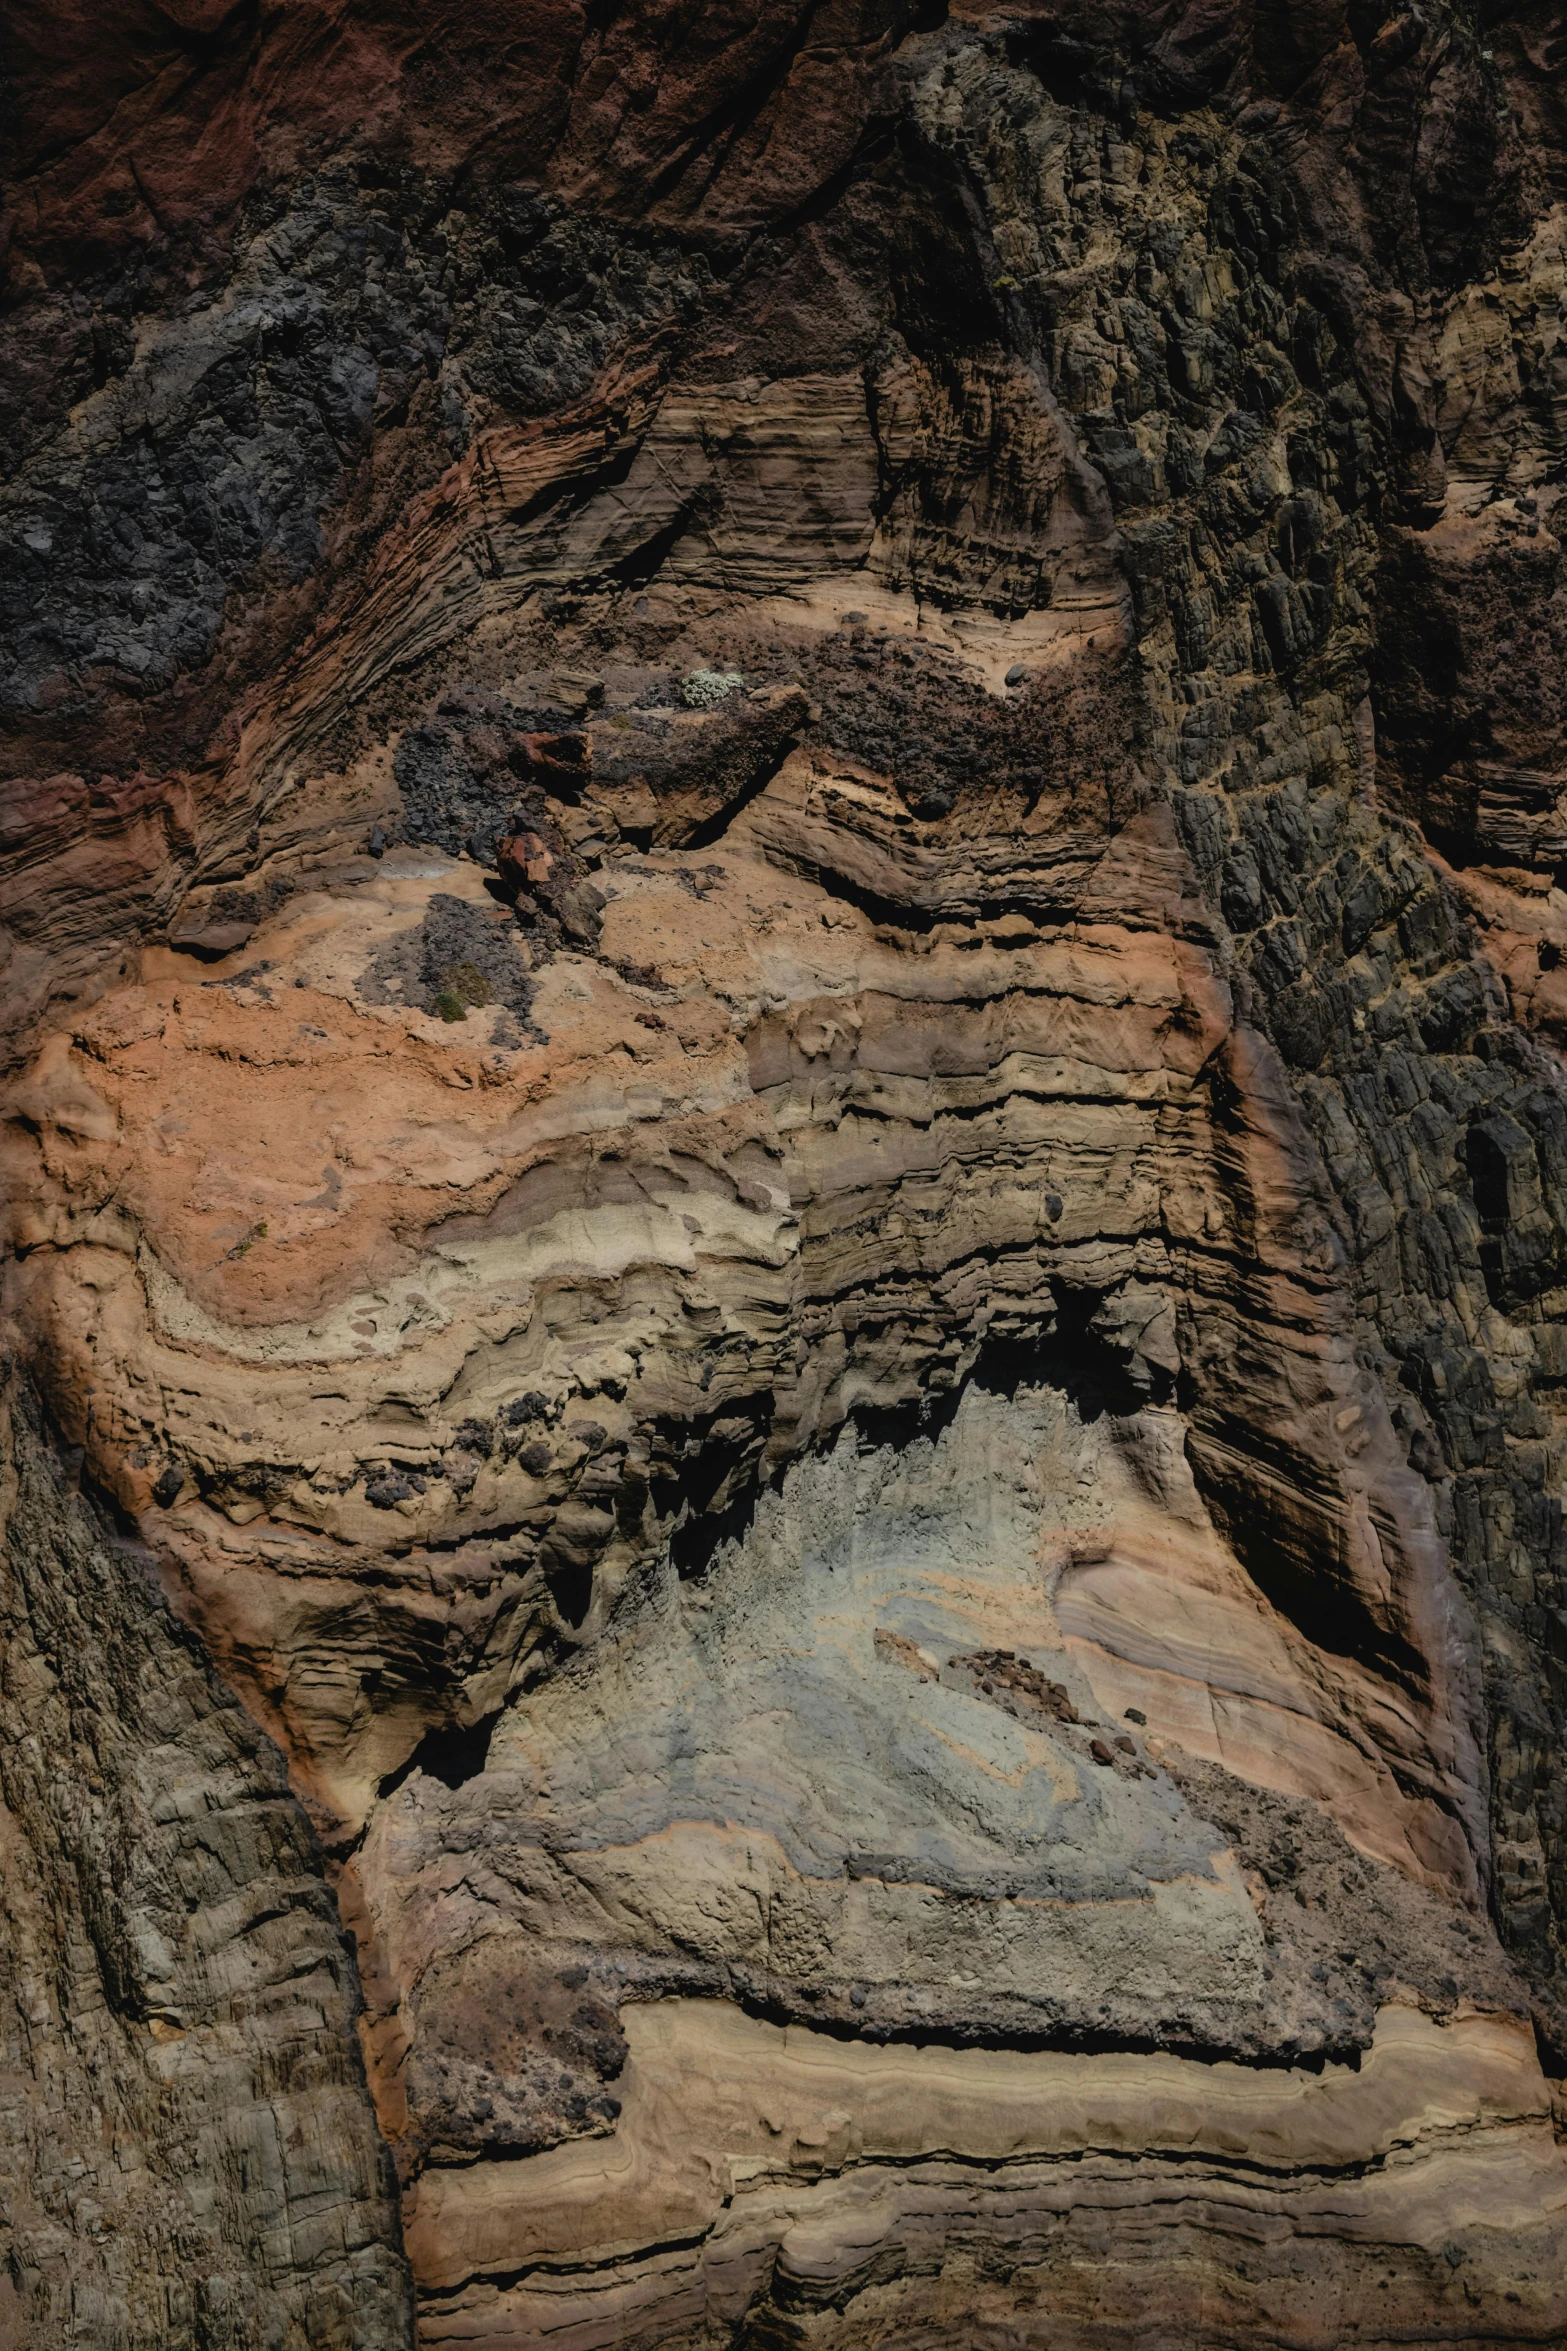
[378,1713,499,1799]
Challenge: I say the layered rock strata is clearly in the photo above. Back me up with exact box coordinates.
[7,0,1567,2343]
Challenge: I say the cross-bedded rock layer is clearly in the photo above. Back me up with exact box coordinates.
[7,0,1567,2344]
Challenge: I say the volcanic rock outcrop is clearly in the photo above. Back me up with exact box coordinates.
[6,0,1567,2344]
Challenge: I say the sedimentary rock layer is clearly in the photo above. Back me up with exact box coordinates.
[7,0,1567,2342]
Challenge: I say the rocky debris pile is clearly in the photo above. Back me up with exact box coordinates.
[392,690,587,869]
[358,891,537,1030]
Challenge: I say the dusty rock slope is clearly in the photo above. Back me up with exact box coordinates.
[7,0,1567,2342]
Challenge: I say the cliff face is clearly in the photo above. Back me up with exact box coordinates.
[0,1373,410,2344]
[7,0,1567,2343]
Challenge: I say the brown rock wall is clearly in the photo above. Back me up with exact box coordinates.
[9,0,1567,2341]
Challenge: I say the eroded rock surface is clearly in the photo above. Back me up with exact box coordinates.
[8,0,1567,2343]
[0,1374,409,2345]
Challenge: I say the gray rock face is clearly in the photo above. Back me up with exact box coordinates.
[0,1373,411,2346]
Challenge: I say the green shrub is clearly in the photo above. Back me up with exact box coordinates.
[433,960,495,1022]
